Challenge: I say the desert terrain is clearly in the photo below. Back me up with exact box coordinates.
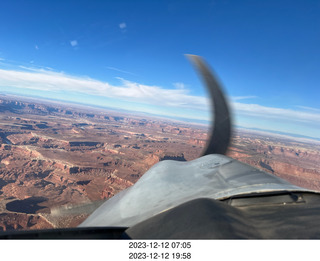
[0,95,206,230]
[228,130,320,190]
[0,94,319,231]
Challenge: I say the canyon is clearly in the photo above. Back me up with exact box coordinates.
[0,95,319,231]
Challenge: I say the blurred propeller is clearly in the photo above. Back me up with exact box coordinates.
[186,55,232,156]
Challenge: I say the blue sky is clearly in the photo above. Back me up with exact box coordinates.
[0,0,319,138]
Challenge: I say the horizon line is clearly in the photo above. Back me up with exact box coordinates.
[1,92,320,143]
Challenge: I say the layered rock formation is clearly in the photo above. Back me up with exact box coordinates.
[0,95,206,231]
[1,95,319,231]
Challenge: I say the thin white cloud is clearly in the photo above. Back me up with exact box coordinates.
[0,67,208,111]
[106,66,135,75]
[173,82,187,90]
[119,22,126,29]
[231,102,320,123]
[70,40,78,47]
[114,77,207,109]
[296,105,320,113]
[18,65,53,73]
[0,57,5,61]
[231,96,257,101]
[0,67,319,126]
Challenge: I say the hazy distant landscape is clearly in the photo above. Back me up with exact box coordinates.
[0,95,319,231]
